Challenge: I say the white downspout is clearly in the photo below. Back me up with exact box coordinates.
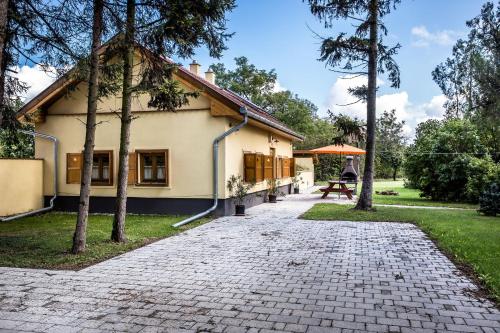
[173,107,248,228]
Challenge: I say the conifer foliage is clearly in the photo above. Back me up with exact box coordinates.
[306,0,401,210]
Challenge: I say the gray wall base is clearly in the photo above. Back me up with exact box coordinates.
[44,184,292,217]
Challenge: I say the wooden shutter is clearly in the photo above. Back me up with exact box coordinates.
[264,155,273,180]
[244,153,256,183]
[255,153,264,183]
[276,157,282,179]
[283,157,290,178]
[290,158,296,177]
[128,152,137,185]
[66,153,82,184]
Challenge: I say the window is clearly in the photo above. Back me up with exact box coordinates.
[66,151,113,185]
[137,150,168,186]
[91,151,113,186]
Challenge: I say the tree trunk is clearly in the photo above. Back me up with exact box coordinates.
[392,167,397,181]
[111,0,135,242]
[72,0,104,254]
[0,0,9,128]
[355,0,378,210]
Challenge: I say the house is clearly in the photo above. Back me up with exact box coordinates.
[15,49,304,216]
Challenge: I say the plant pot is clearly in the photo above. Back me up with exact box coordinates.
[235,204,245,216]
[268,194,277,203]
[294,187,300,194]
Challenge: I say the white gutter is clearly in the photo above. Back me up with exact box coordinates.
[173,107,248,228]
[0,130,58,222]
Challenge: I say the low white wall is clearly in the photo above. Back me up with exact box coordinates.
[0,159,44,217]
[295,157,314,190]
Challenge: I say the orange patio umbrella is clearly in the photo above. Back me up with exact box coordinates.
[309,144,366,155]
[294,144,366,179]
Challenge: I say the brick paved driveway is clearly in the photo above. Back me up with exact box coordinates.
[0,194,499,332]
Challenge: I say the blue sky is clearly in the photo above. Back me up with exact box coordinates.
[19,0,490,135]
[186,0,489,135]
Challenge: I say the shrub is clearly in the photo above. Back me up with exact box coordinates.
[403,119,498,203]
[478,183,500,216]
[227,175,254,205]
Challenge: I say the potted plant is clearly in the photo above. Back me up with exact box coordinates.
[267,178,281,203]
[292,176,304,194]
[227,175,254,216]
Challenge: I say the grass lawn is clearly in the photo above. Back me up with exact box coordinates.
[315,180,477,209]
[0,213,209,270]
[302,203,500,302]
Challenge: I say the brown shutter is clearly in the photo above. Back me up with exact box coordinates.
[290,158,296,177]
[66,153,82,184]
[244,153,256,183]
[264,155,273,180]
[276,157,282,179]
[128,152,137,185]
[255,153,264,183]
[283,157,290,178]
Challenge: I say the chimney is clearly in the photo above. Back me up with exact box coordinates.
[205,69,215,84]
[189,60,201,76]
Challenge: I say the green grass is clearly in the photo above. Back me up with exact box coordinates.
[0,213,209,270]
[302,203,500,302]
[315,180,477,209]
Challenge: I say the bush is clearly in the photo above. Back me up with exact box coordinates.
[478,183,500,216]
[404,119,498,203]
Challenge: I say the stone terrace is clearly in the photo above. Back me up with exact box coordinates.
[0,194,499,332]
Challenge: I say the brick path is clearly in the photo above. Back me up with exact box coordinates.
[0,194,499,332]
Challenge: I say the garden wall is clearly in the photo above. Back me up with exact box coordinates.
[295,157,315,190]
[0,159,43,217]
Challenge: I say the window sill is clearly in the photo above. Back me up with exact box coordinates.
[133,183,170,188]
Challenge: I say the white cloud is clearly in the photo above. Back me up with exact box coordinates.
[272,80,286,93]
[410,25,460,47]
[326,75,447,137]
[13,65,57,102]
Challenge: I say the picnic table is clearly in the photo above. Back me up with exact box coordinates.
[320,180,353,200]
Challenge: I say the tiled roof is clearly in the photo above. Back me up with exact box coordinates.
[173,62,303,140]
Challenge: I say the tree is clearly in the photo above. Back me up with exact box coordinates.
[307,0,401,210]
[210,56,325,149]
[329,112,366,146]
[73,0,113,253]
[111,0,236,242]
[432,2,499,161]
[210,56,277,106]
[404,118,496,203]
[376,109,406,180]
[0,0,81,129]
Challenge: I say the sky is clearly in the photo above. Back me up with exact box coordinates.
[17,0,490,137]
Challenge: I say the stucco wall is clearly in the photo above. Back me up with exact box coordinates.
[36,110,227,199]
[224,120,294,195]
[33,61,296,202]
[295,157,315,190]
[0,159,43,216]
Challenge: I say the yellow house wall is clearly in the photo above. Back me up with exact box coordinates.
[33,56,297,201]
[0,159,43,216]
[35,110,227,199]
[224,120,294,194]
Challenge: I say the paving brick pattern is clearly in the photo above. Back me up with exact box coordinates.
[0,194,499,332]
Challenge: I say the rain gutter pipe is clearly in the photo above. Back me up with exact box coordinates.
[173,107,248,228]
[0,130,58,222]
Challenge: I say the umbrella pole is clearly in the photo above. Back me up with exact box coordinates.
[339,153,342,179]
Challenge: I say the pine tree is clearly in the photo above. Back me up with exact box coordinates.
[111,0,236,242]
[72,0,105,253]
[307,0,401,210]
